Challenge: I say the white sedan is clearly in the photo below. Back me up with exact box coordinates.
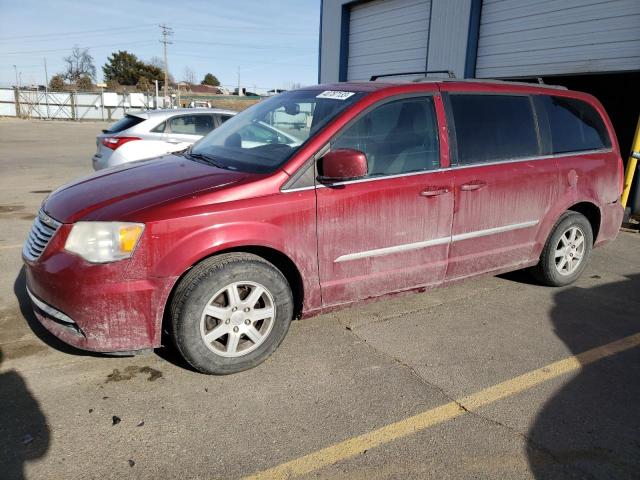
[92,108,236,170]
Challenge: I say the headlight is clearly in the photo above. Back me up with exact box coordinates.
[65,222,144,263]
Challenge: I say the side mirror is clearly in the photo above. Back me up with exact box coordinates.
[317,149,368,183]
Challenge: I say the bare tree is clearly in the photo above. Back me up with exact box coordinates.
[148,56,174,86]
[63,46,96,82]
[149,56,164,69]
[183,66,196,85]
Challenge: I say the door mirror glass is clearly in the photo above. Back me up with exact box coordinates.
[317,149,368,183]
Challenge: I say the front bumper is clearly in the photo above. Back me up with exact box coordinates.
[23,230,177,353]
[92,153,106,171]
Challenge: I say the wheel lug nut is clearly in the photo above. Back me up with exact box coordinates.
[232,307,237,312]
[225,319,230,324]
[233,326,239,333]
[244,319,250,325]
[244,307,250,313]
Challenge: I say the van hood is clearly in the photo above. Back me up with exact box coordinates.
[44,155,252,223]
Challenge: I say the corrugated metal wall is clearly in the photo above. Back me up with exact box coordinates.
[476,0,640,78]
[346,0,431,81]
[426,0,472,78]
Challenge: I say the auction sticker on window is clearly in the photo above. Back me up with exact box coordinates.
[316,91,355,100]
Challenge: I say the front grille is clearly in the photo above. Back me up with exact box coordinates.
[23,211,61,261]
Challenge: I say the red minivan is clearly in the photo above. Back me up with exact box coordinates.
[23,78,624,374]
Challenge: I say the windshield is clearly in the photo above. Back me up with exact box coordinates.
[191,89,364,173]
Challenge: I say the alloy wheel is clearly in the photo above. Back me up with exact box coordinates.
[200,281,276,357]
[554,226,585,276]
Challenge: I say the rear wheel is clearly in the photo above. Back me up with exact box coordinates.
[170,253,293,374]
[532,211,593,287]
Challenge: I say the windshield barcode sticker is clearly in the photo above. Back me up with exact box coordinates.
[316,91,355,100]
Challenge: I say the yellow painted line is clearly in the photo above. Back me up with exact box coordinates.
[0,244,22,250]
[244,332,640,480]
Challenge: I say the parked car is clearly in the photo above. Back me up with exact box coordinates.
[266,89,287,96]
[189,100,212,108]
[24,79,623,374]
[92,108,236,170]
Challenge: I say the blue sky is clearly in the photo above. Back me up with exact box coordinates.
[0,0,320,92]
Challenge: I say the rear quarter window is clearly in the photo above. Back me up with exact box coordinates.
[449,94,539,165]
[106,114,145,133]
[539,96,611,154]
[150,121,166,133]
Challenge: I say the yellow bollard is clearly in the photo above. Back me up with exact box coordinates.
[621,117,640,209]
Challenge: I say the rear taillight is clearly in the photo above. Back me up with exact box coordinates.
[101,136,141,150]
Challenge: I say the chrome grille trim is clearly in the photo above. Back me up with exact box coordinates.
[23,211,61,261]
[26,286,75,324]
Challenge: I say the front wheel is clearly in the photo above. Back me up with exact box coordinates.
[532,211,593,287]
[170,253,293,374]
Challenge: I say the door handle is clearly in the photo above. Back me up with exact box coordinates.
[420,187,449,197]
[460,181,487,191]
[167,139,182,144]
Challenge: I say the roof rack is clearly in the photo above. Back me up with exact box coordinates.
[436,78,567,90]
[370,70,456,81]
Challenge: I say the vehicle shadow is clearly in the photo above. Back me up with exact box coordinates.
[0,347,50,479]
[526,274,640,478]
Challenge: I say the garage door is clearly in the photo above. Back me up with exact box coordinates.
[476,0,640,78]
[347,0,431,81]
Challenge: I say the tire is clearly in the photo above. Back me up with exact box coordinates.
[170,253,293,374]
[532,211,593,287]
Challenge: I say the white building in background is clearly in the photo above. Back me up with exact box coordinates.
[318,0,640,82]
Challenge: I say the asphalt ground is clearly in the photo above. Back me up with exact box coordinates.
[1,118,639,480]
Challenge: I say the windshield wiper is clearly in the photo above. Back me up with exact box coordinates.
[186,152,227,169]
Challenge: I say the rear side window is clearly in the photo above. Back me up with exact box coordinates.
[106,114,145,133]
[539,96,611,154]
[450,94,539,165]
[169,115,215,135]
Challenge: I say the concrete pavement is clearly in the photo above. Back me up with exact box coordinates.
[1,118,639,479]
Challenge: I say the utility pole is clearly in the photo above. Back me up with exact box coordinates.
[237,66,242,96]
[159,24,173,108]
[43,58,49,86]
[44,58,50,119]
[13,65,18,87]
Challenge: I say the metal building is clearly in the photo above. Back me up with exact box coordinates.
[318,0,640,212]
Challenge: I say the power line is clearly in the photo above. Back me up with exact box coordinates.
[0,24,158,43]
[176,40,314,51]
[0,64,41,69]
[0,41,157,56]
[171,52,314,67]
[172,24,312,36]
[0,28,158,47]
